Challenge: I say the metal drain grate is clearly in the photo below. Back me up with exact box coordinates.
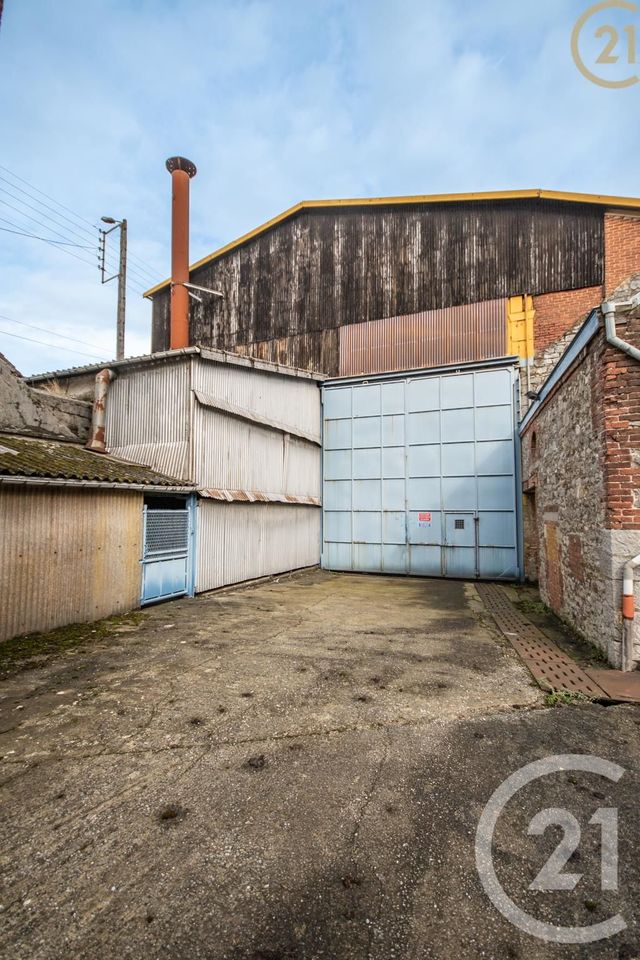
[477,583,608,698]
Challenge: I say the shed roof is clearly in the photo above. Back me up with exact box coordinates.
[26,345,325,386]
[143,188,640,298]
[0,434,193,490]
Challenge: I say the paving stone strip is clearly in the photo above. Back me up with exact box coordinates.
[476,582,609,698]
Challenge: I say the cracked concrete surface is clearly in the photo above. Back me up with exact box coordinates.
[1,569,640,959]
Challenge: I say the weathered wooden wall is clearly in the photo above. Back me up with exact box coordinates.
[151,199,604,374]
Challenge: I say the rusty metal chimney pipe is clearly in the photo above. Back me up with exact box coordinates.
[85,368,116,453]
[166,156,197,350]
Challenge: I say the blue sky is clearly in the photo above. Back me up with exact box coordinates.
[1,0,638,374]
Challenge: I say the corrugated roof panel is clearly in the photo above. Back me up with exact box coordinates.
[0,434,190,487]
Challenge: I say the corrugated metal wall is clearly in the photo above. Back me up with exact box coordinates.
[0,487,142,641]
[339,300,508,376]
[192,356,320,443]
[106,358,192,480]
[196,501,320,592]
[191,356,321,497]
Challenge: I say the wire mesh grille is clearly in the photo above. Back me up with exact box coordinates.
[144,509,189,558]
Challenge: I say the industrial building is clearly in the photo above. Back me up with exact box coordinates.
[5,163,640,671]
[28,347,322,598]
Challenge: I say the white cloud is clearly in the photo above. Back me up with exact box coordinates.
[1,0,638,374]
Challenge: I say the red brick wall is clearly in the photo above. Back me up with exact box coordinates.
[533,286,602,352]
[599,312,640,528]
[605,213,640,296]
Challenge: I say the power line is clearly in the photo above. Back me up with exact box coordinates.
[0,166,160,285]
[0,174,99,246]
[0,327,107,360]
[0,212,146,294]
[0,211,100,269]
[0,313,112,352]
[0,163,97,232]
[0,184,96,249]
[0,225,94,247]
[0,203,101,263]
[0,164,160,280]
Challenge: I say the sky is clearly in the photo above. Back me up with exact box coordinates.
[1,0,639,375]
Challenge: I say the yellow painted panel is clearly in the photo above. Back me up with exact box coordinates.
[507,295,535,359]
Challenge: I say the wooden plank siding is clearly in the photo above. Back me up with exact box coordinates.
[151,199,604,374]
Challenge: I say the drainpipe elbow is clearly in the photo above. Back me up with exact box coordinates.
[602,296,640,363]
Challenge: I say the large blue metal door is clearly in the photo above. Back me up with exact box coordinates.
[322,362,520,580]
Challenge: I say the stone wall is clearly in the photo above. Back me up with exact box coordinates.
[520,341,618,660]
[0,354,91,442]
[521,283,640,668]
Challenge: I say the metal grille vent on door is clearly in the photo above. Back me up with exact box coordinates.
[144,511,189,557]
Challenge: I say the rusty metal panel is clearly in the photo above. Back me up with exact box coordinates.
[196,499,320,592]
[338,299,508,376]
[0,486,142,642]
[105,358,192,479]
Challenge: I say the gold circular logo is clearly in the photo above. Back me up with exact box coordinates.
[571,0,639,87]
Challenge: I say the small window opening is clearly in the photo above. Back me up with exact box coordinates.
[455,518,465,530]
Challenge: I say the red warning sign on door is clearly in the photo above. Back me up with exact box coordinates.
[418,512,432,526]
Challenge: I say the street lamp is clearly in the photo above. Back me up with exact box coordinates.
[99,216,127,360]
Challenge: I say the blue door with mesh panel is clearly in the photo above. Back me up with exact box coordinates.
[322,362,520,580]
[141,496,196,604]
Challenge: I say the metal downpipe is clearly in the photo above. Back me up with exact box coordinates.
[85,368,116,453]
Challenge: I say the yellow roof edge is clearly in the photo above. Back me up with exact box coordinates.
[143,188,640,298]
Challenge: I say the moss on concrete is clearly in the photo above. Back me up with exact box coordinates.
[0,610,147,679]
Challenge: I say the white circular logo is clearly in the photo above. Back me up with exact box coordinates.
[475,754,626,944]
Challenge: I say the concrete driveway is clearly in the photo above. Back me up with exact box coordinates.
[1,570,640,959]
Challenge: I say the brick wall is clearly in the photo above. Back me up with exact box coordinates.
[600,311,640,529]
[605,213,640,296]
[533,286,602,352]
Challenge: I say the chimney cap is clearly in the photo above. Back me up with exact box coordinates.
[166,156,197,178]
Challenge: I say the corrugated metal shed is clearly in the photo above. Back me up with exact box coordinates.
[338,299,508,376]
[32,350,324,594]
[0,486,143,641]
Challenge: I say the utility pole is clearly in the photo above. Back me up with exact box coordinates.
[99,217,127,360]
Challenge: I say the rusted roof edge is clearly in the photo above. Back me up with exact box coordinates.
[199,488,321,505]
